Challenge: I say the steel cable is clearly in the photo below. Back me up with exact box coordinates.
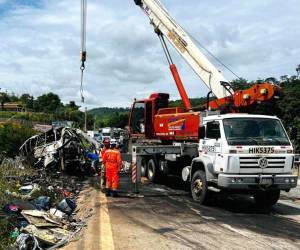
[80,0,87,103]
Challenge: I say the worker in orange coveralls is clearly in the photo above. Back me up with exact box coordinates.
[100,138,110,192]
[102,139,122,197]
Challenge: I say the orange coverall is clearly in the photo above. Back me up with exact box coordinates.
[102,149,122,191]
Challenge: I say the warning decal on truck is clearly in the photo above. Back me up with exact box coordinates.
[168,118,186,131]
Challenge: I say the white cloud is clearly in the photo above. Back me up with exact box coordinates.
[0,0,299,109]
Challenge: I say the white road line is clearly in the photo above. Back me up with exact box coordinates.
[100,193,115,250]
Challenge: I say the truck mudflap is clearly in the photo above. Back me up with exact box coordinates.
[218,174,298,190]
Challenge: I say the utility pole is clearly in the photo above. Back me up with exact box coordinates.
[84,107,87,132]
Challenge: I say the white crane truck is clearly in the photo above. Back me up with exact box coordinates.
[126,0,299,207]
[79,0,299,207]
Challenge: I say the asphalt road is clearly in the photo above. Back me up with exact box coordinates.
[64,176,300,250]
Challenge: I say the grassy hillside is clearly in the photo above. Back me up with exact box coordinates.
[88,107,130,116]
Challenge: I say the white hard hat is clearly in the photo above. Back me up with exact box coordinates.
[110,139,117,145]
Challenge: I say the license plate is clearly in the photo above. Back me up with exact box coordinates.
[249,147,275,154]
[259,178,273,185]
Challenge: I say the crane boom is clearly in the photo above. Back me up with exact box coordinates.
[134,0,233,99]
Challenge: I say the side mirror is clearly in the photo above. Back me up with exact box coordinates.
[291,127,298,140]
[199,126,205,139]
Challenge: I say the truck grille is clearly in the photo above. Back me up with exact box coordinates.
[239,157,285,169]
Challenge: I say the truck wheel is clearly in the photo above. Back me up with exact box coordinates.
[254,190,280,208]
[147,159,157,182]
[191,170,208,204]
[141,157,147,177]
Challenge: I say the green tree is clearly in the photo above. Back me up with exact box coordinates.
[278,77,300,125]
[65,101,80,111]
[265,77,278,84]
[8,93,19,102]
[108,113,128,128]
[296,64,300,78]
[0,122,35,158]
[230,78,250,90]
[20,94,34,111]
[34,92,62,113]
[280,75,289,82]
[0,92,10,111]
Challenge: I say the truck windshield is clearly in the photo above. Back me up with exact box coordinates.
[223,118,290,146]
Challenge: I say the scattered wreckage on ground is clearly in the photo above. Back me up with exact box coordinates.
[19,127,100,174]
[1,156,92,250]
[1,127,130,249]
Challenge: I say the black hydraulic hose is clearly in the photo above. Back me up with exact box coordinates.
[207,91,213,110]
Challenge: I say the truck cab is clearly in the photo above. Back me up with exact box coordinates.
[128,92,200,142]
[190,113,298,206]
[129,93,169,139]
[101,127,112,141]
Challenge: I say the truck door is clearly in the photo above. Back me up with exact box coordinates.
[145,101,154,138]
[129,100,154,139]
[205,121,222,152]
[203,121,222,168]
[129,101,146,138]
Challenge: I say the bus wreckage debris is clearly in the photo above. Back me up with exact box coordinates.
[19,127,100,173]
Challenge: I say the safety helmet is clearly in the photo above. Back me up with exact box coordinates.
[110,139,117,145]
[103,138,110,146]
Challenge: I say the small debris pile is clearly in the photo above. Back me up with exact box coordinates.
[0,157,90,250]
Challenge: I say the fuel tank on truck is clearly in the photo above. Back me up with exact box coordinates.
[153,107,200,141]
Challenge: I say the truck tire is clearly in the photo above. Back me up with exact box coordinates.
[147,159,158,182]
[141,157,147,177]
[191,170,209,204]
[254,190,280,208]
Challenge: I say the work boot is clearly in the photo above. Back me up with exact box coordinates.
[105,189,111,197]
[112,191,119,198]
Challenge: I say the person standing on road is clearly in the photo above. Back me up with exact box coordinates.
[100,138,110,192]
[102,139,122,197]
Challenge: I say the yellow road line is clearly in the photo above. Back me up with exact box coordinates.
[100,193,115,250]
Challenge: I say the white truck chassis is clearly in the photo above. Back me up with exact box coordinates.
[125,114,299,207]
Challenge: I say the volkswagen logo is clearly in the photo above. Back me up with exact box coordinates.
[258,157,268,169]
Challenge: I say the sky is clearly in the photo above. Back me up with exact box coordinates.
[0,0,299,109]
